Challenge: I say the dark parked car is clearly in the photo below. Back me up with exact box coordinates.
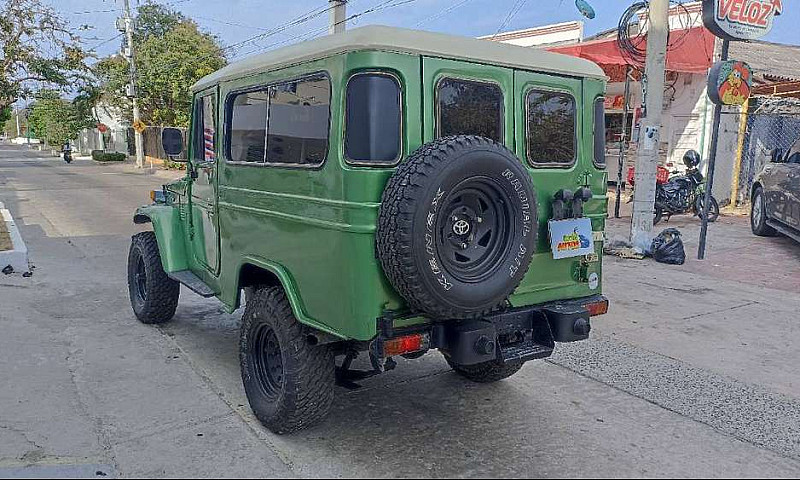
[751,137,800,242]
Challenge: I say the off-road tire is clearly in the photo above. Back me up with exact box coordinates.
[751,187,776,236]
[240,286,335,434]
[377,135,537,320]
[444,355,523,383]
[127,231,180,324]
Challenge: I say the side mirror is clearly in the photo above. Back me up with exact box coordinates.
[770,148,784,163]
[161,127,185,159]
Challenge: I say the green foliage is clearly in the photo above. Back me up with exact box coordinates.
[0,106,11,126]
[91,151,127,162]
[27,90,93,146]
[92,3,226,128]
[0,0,90,111]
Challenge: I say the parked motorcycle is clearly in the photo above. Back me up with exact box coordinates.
[654,150,719,225]
[62,142,72,164]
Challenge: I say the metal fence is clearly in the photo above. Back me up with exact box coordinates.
[735,98,800,205]
[74,127,129,156]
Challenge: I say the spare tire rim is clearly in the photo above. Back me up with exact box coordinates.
[252,326,284,399]
[437,177,514,283]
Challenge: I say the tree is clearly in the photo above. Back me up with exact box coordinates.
[92,2,226,127]
[27,90,93,146]
[0,0,89,112]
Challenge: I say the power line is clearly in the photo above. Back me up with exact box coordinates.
[412,0,474,28]
[87,33,123,51]
[491,0,529,39]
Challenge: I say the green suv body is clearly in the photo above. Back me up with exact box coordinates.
[128,26,609,433]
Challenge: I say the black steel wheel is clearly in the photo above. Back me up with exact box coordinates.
[377,135,538,320]
[437,178,514,283]
[240,286,335,434]
[127,231,179,324]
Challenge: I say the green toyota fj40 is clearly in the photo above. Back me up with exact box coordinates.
[128,26,609,434]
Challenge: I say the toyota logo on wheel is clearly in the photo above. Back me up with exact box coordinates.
[453,220,470,235]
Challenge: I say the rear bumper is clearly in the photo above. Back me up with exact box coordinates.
[375,294,608,366]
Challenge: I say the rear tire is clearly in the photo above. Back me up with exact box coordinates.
[751,187,776,236]
[444,355,523,383]
[240,286,335,434]
[127,231,179,324]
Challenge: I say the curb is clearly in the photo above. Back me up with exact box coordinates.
[0,202,29,275]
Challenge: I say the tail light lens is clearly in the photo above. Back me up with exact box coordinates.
[383,333,430,357]
[583,298,609,317]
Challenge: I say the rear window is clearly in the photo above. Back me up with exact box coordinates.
[436,77,503,142]
[525,89,576,167]
[593,97,606,168]
[226,74,331,166]
[345,73,402,165]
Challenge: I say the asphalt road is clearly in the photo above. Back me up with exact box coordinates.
[1,144,798,478]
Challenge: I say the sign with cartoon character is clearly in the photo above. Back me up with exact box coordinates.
[548,218,595,260]
[702,0,783,41]
[707,60,753,106]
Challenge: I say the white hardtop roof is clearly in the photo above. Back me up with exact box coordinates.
[192,25,605,92]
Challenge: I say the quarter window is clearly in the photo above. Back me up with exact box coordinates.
[193,95,217,162]
[345,73,402,165]
[436,78,503,141]
[525,89,576,166]
[226,74,331,166]
[593,97,606,168]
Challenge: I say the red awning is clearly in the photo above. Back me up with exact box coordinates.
[548,27,715,78]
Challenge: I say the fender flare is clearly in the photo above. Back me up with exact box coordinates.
[236,256,346,340]
[133,204,189,273]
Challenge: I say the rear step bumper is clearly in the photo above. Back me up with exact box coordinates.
[376,294,608,366]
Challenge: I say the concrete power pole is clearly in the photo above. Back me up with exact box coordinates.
[629,0,669,243]
[14,103,21,138]
[122,0,144,168]
[329,0,347,34]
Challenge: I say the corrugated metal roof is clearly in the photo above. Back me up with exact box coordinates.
[192,25,605,92]
[730,40,800,83]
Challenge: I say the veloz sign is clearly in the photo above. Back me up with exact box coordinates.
[702,0,783,41]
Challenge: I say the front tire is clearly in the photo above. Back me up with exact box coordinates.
[444,355,523,383]
[751,187,776,236]
[127,231,179,324]
[240,287,335,434]
[696,195,719,223]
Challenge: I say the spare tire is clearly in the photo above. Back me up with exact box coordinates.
[377,135,537,320]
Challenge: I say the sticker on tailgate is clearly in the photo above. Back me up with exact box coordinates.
[548,218,595,260]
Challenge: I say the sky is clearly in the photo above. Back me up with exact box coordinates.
[58,0,800,64]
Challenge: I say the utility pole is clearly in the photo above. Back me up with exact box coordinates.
[14,102,21,138]
[629,0,669,243]
[329,0,347,34]
[122,0,144,168]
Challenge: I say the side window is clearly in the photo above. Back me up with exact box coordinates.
[345,73,402,165]
[228,90,269,163]
[266,75,330,166]
[192,96,216,162]
[593,97,605,168]
[436,77,503,141]
[526,89,577,167]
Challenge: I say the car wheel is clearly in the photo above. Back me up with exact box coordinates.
[127,231,180,324]
[751,187,776,236]
[240,286,335,434]
[376,135,538,320]
[444,355,523,383]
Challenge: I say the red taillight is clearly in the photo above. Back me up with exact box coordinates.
[383,333,429,357]
[583,298,609,316]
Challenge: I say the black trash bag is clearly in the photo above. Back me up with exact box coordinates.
[651,228,685,265]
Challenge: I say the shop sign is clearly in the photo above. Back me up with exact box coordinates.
[702,0,783,41]
[707,60,753,106]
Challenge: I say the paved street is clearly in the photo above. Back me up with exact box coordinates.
[1,143,799,478]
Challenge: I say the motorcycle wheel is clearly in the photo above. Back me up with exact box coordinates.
[696,196,719,223]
